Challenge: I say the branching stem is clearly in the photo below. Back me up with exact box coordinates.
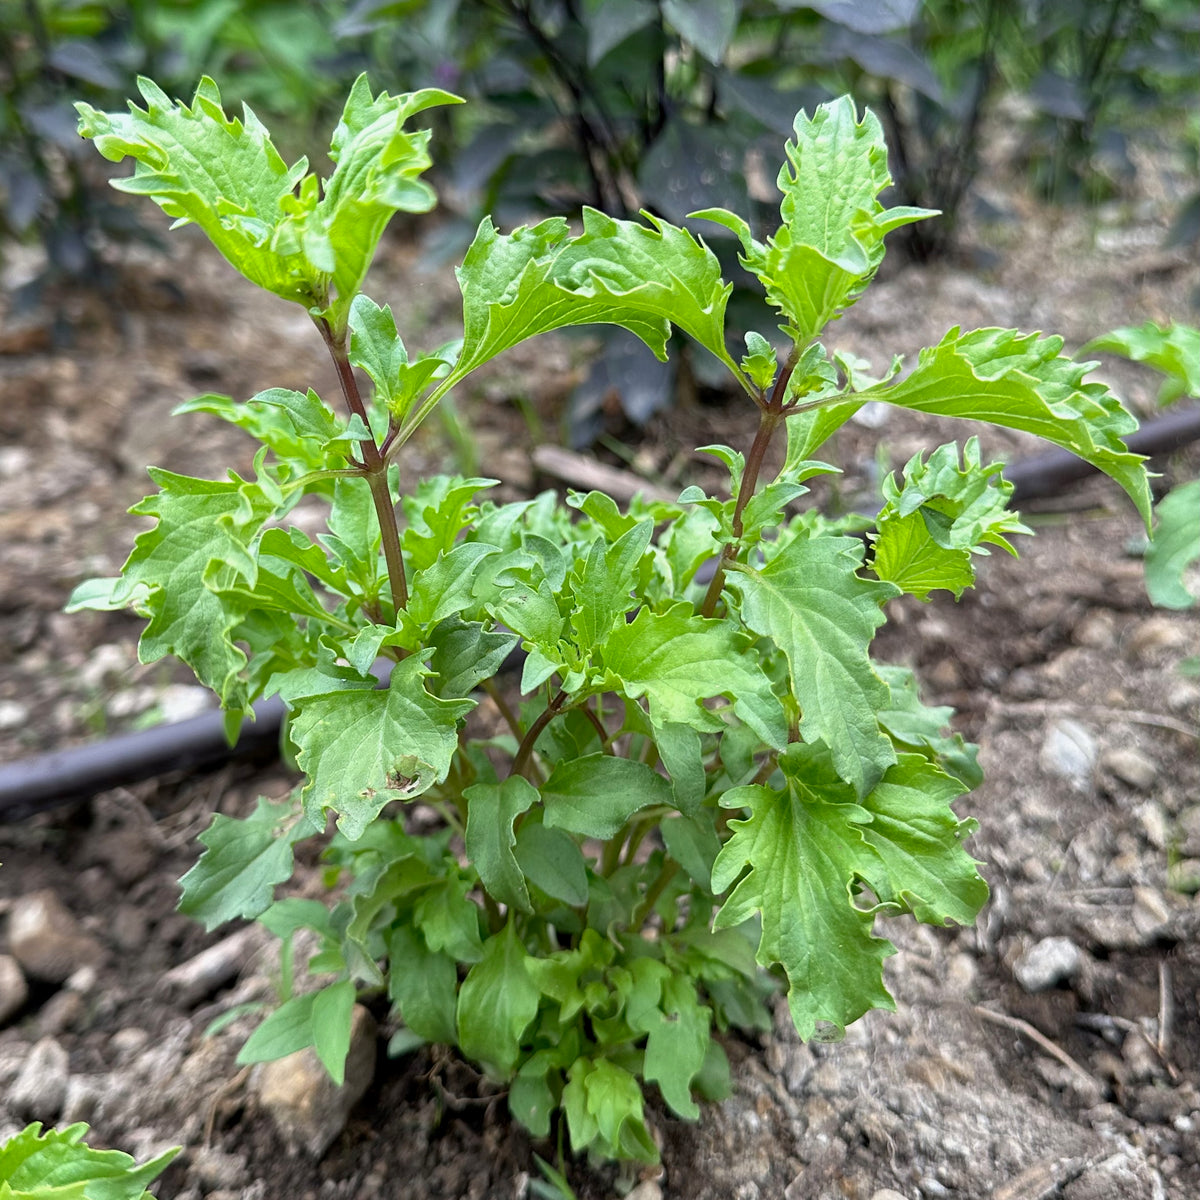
[700,347,800,618]
[317,318,409,617]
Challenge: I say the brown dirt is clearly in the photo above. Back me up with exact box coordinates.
[1,153,1199,1200]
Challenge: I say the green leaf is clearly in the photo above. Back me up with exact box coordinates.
[729,537,899,795]
[1145,479,1200,609]
[602,604,786,749]
[563,1058,657,1163]
[1082,321,1200,406]
[571,520,653,646]
[693,96,934,343]
[661,811,722,886]
[655,721,706,815]
[316,77,461,332]
[857,327,1153,528]
[291,656,474,839]
[583,0,657,65]
[541,754,673,839]
[76,76,323,307]
[872,438,1030,600]
[642,974,712,1119]
[236,979,357,1085]
[78,75,458,329]
[510,1059,557,1139]
[740,331,778,391]
[178,796,315,930]
[514,823,589,907]
[413,876,486,963]
[451,207,735,389]
[456,920,540,1077]
[855,755,988,928]
[349,297,449,425]
[464,776,539,912]
[0,1123,178,1200]
[409,542,501,625]
[711,748,895,1040]
[114,467,278,711]
[663,0,739,63]
[386,925,458,1045]
[876,665,981,789]
[426,617,520,697]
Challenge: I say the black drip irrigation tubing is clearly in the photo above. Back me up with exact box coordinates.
[3,404,1199,823]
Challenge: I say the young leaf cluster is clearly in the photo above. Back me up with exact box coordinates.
[72,77,1151,1166]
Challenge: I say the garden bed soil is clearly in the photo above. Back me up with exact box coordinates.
[1,165,1199,1200]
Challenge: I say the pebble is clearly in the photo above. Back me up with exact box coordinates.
[89,827,158,886]
[1131,886,1172,941]
[1135,802,1168,851]
[191,1146,248,1190]
[1126,616,1188,659]
[8,889,107,983]
[36,988,86,1036]
[77,642,131,690]
[625,1183,664,1200]
[11,1037,70,1121]
[1039,719,1096,790]
[870,1191,912,1200]
[1101,747,1158,791]
[0,954,29,1025]
[1073,611,1116,649]
[61,1075,103,1124]
[0,700,29,730]
[157,684,215,723]
[159,927,257,1007]
[1013,936,1082,993]
[254,1003,377,1156]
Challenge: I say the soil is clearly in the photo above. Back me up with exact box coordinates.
[1,143,1199,1200]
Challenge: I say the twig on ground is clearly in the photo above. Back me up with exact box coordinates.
[973,1004,1098,1086]
[986,698,1200,740]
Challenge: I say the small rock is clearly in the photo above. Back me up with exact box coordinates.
[0,700,28,730]
[1167,680,1200,715]
[870,1191,912,1200]
[1040,719,1096,790]
[1126,616,1188,660]
[192,1146,248,1190]
[77,642,131,690]
[159,927,257,1007]
[8,890,106,983]
[1136,802,1168,851]
[157,684,214,723]
[1073,611,1116,649]
[1131,886,1172,941]
[0,955,29,1025]
[1101,747,1158,791]
[89,827,157,886]
[11,1037,69,1121]
[61,1076,103,1124]
[111,904,149,952]
[254,1003,377,1157]
[1013,937,1083,993]
[37,989,86,1036]
[110,1026,151,1062]
[625,1183,664,1200]
[66,964,99,994]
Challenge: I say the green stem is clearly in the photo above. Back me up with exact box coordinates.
[700,347,802,619]
[317,318,409,616]
[632,860,680,932]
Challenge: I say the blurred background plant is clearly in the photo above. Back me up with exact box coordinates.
[3,0,1196,415]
